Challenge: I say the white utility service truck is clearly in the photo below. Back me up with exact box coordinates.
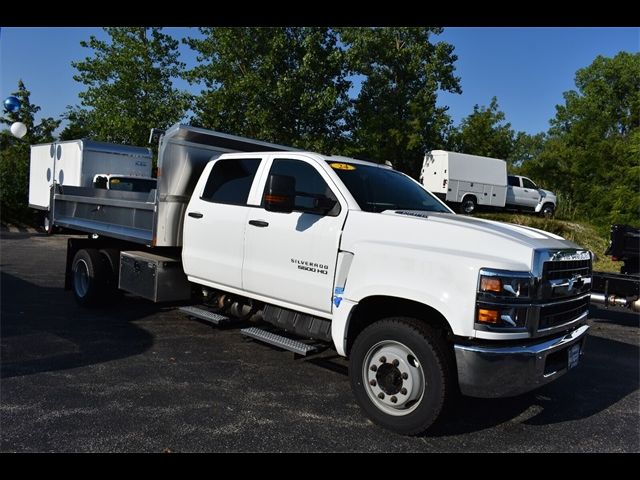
[43,124,591,435]
[421,150,557,216]
[29,139,153,233]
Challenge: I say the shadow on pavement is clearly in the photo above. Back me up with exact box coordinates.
[589,305,639,328]
[0,271,157,379]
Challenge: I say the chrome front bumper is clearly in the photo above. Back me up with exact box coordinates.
[454,324,589,398]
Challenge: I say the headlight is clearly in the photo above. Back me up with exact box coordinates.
[478,268,534,299]
[476,268,534,330]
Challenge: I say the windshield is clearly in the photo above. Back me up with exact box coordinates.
[327,161,450,213]
[109,177,157,193]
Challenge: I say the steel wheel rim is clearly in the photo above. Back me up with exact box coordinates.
[463,200,474,213]
[362,340,425,416]
[74,259,90,298]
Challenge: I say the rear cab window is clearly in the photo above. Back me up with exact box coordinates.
[202,158,262,206]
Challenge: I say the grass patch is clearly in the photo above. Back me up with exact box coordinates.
[476,212,619,273]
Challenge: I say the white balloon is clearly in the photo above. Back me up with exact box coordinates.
[10,122,27,139]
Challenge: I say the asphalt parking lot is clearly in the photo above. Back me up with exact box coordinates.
[1,229,638,452]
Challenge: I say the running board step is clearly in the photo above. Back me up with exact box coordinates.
[179,306,231,326]
[241,327,319,356]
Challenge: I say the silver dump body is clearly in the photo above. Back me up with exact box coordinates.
[52,124,296,246]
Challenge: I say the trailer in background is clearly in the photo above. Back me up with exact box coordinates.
[591,224,640,312]
[28,139,153,232]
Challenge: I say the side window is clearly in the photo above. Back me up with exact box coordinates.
[201,158,261,205]
[522,178,537,189]
[265,158,339,215]
[507,175,520,187]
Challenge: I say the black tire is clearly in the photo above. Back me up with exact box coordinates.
[71,248,110,307]
[99,248,121,296]
[459,196,476,215]
[42,211,54,235]
[541,203,555,218]
[349,317,453,436]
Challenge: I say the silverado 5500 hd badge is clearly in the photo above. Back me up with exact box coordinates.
[291,258,329,275]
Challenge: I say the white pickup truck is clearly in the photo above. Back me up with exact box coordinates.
[46,125,592,435]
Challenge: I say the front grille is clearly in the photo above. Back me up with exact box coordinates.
[539,296,589,329]
[543,259,591,280]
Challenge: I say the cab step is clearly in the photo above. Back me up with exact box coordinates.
[179,306,231,326]
[240,327,319,356]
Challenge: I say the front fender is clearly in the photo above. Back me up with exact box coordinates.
[339,241,520,341]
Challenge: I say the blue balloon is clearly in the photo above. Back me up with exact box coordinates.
[4,96,21,113]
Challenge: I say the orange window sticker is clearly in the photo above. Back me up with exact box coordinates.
[330,163,356,171]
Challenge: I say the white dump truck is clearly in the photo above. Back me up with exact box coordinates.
[28,139,153,232]
[420,150,557,216]
[41,124,591,435]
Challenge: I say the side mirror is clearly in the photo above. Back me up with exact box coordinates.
[264,174,295,213]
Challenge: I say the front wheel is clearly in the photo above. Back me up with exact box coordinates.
[541,203,555,217]
[349,317,453,435]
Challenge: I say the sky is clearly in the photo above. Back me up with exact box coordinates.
[1,27,638,136]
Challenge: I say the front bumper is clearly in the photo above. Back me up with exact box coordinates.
[454,324,589,398]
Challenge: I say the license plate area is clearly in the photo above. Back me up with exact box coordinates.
[568,342,581,370]
[544,341,581,376]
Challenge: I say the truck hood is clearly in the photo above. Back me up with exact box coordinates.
[341,210,581,271]
[539,188,556,198]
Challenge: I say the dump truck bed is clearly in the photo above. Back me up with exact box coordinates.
[50,124,296,247]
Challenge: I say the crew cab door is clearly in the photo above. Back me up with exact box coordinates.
[242,156,347,314]
[507,175,539,208]
[182,157,264,290]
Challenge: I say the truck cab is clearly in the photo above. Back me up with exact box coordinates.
[507,175,557,216]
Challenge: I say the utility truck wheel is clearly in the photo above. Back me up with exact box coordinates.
[72,248,109,307]
[541,203,555,218]
[460,196,476,214]
[349,317,452,435]
[43,212,54,235]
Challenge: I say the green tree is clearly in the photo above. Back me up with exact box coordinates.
[69,27,190,152]
[449,96,515,162]
[521,52,640,226]
[59,106,92,140]
[340,27,461,178]
[509,132,547,170]
[184,27,349,153]
[1,80,60,221]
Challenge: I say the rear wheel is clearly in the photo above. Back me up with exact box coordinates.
[459,196,476,214]
[349,317,453,435]
[42,212,54,235]
[72,248,110,307]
